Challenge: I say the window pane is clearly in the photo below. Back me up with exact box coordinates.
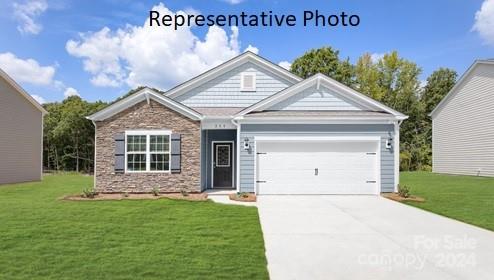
[150,153,169,171]
[127,154,146,171]
[150,135,169,152]
[127,135,146,152]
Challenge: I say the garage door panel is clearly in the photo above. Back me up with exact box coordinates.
[257,140,379,195]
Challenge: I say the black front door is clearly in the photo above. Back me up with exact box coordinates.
[213,142,233,188]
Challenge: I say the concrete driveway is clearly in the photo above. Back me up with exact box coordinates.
[257,195,494,280]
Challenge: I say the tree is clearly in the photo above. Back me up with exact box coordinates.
[43,96,106,173]
[354,53,385,100]
[290,47,355,86]
[421,68,457,115]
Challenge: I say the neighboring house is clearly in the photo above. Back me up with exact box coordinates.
[430,60,494,177]
[0,69,47,185]
[87,52,408,194]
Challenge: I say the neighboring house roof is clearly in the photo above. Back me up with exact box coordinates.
[193,107,243,118]
[430,59,494,117]
[86,87,203,121]
[0,68,48,115]
[166,51,302,99]
[236,73,408,120]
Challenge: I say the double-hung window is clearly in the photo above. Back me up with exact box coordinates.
[125,131,170,172]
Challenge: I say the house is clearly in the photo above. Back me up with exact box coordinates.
[87,52,407,194]
[430,60,494,177]
[0,69,47,185]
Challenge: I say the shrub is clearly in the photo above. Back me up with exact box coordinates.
[398,184,411,198]
[420,165,432,172]
[81,188,97,198]
[151,187,160,196]
[237,192,249,198]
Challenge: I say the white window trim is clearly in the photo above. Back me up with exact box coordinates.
[240,73,256,92]
[125,130,171,173]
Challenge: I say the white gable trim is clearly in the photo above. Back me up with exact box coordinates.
[0,68,48,115]
[86,88,203,121]
[166,51,302,99]
[236,73,407,120]
[430,60,494,118]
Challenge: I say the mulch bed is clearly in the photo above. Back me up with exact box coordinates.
[229,193,257,202]
[63,192,208,202]
[382,193,425,202]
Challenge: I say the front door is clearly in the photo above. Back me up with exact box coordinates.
[213,142,233,188]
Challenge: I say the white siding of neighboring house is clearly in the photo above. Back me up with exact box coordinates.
[174,62,293,107]
[432,63,494,177]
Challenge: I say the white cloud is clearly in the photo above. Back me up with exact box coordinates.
[244,44,259,54]
[64,87,80,98]
[473,0,494,46]
[66,3,256,90]
[31,94,46,104]
[370,53,385,63]
[0,52,55,85]
[278,61,291,70]
[183,7,201,16]
[12,0,48,35]
[419,80,427,90]
[223,0,245,4]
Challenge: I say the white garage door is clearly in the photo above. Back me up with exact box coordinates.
[256,140,379,195]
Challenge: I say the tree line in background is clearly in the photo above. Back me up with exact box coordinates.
[42,46,457,173]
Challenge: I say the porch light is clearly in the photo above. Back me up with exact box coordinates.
[243,138,250,150]
[386,137,393,149]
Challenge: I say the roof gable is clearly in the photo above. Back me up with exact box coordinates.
[166,51,302,99]
[266,83,365,111]
[236,74,407,119]
[430,60,494,117]
[0,68,48,115]
[87,88,203,121]
[174,61,293,108]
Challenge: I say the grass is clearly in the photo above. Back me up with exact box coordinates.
[400,171,494,231]
[0,174,268,280]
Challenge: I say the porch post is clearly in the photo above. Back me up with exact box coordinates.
[236,122,241,192]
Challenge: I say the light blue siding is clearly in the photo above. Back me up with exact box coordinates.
[268,85,364,111]
[174,62,293,107]
[239,124,395,193]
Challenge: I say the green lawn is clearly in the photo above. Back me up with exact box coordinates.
[0,174,268,280]
[400,171,494,231]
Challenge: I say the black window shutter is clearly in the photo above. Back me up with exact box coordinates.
[170,134,181,173]
[114,133,125,173]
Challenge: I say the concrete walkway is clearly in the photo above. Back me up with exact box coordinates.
[257,195,494,280]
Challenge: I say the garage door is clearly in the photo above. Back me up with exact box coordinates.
[256,140,379,195]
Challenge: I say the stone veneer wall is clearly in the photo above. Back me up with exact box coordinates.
[94,100,201,193]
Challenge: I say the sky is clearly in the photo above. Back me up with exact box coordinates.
[0,0,493,104]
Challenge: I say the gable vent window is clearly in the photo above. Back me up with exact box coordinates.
[240,73,256,92]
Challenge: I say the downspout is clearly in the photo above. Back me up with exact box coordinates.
[231,118,240,192]
[394,120,403,192]
[91,120,97,190]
